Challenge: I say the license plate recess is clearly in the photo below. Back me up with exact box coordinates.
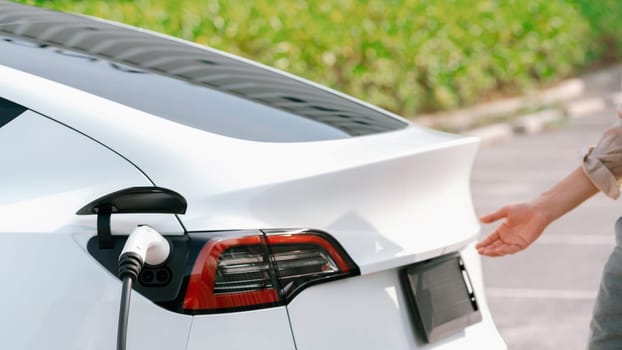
[400,253,482,343]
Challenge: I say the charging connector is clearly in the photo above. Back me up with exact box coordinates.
[117,225,170,350]
[120,225,171,267]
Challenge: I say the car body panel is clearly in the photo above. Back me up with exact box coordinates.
[186,308,297,350]
[0,109,183,236]
[0,233,192,350]
[0,2,505,348]
[0,110,190,349]
[287,242,505,349]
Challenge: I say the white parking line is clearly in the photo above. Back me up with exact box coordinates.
[536,234,614,246]
[486,287,598,300]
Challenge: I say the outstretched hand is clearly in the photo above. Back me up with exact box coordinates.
[476,168,598,257]
[476,203,552,257]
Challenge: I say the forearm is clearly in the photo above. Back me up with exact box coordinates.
[532,167,599,224]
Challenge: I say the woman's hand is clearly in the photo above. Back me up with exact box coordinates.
[476,203,552,257]
[476,167,598,257]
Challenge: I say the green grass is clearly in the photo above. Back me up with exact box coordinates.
[11,0,622,118]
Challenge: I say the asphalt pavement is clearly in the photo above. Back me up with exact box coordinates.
[472,105,621,349]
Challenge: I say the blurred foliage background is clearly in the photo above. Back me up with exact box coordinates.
[13,0,622,118]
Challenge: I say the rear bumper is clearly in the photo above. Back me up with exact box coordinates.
[285,241,506,349]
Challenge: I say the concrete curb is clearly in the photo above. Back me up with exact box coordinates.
[413,64,622,145]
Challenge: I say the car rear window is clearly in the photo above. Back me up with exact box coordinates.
[0,32,407,142]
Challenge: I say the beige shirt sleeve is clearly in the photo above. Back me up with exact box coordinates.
[581,112,622,199]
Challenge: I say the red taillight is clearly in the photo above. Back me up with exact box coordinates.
[183,235,280,312]
[183,230,358,313]
[266,233,354,302]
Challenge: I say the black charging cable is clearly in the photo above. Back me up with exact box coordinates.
[117,252,143,350]
[115,225,170,350]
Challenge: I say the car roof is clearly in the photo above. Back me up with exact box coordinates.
[0,1,407,142]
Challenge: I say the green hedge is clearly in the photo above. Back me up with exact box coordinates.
[566,0,622,64]
[12,0,622,118]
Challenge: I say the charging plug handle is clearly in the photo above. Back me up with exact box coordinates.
[120,225,170,266]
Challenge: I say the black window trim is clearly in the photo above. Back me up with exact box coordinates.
[0,97,27,129]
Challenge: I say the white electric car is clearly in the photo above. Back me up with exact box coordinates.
[0,2,505,349]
